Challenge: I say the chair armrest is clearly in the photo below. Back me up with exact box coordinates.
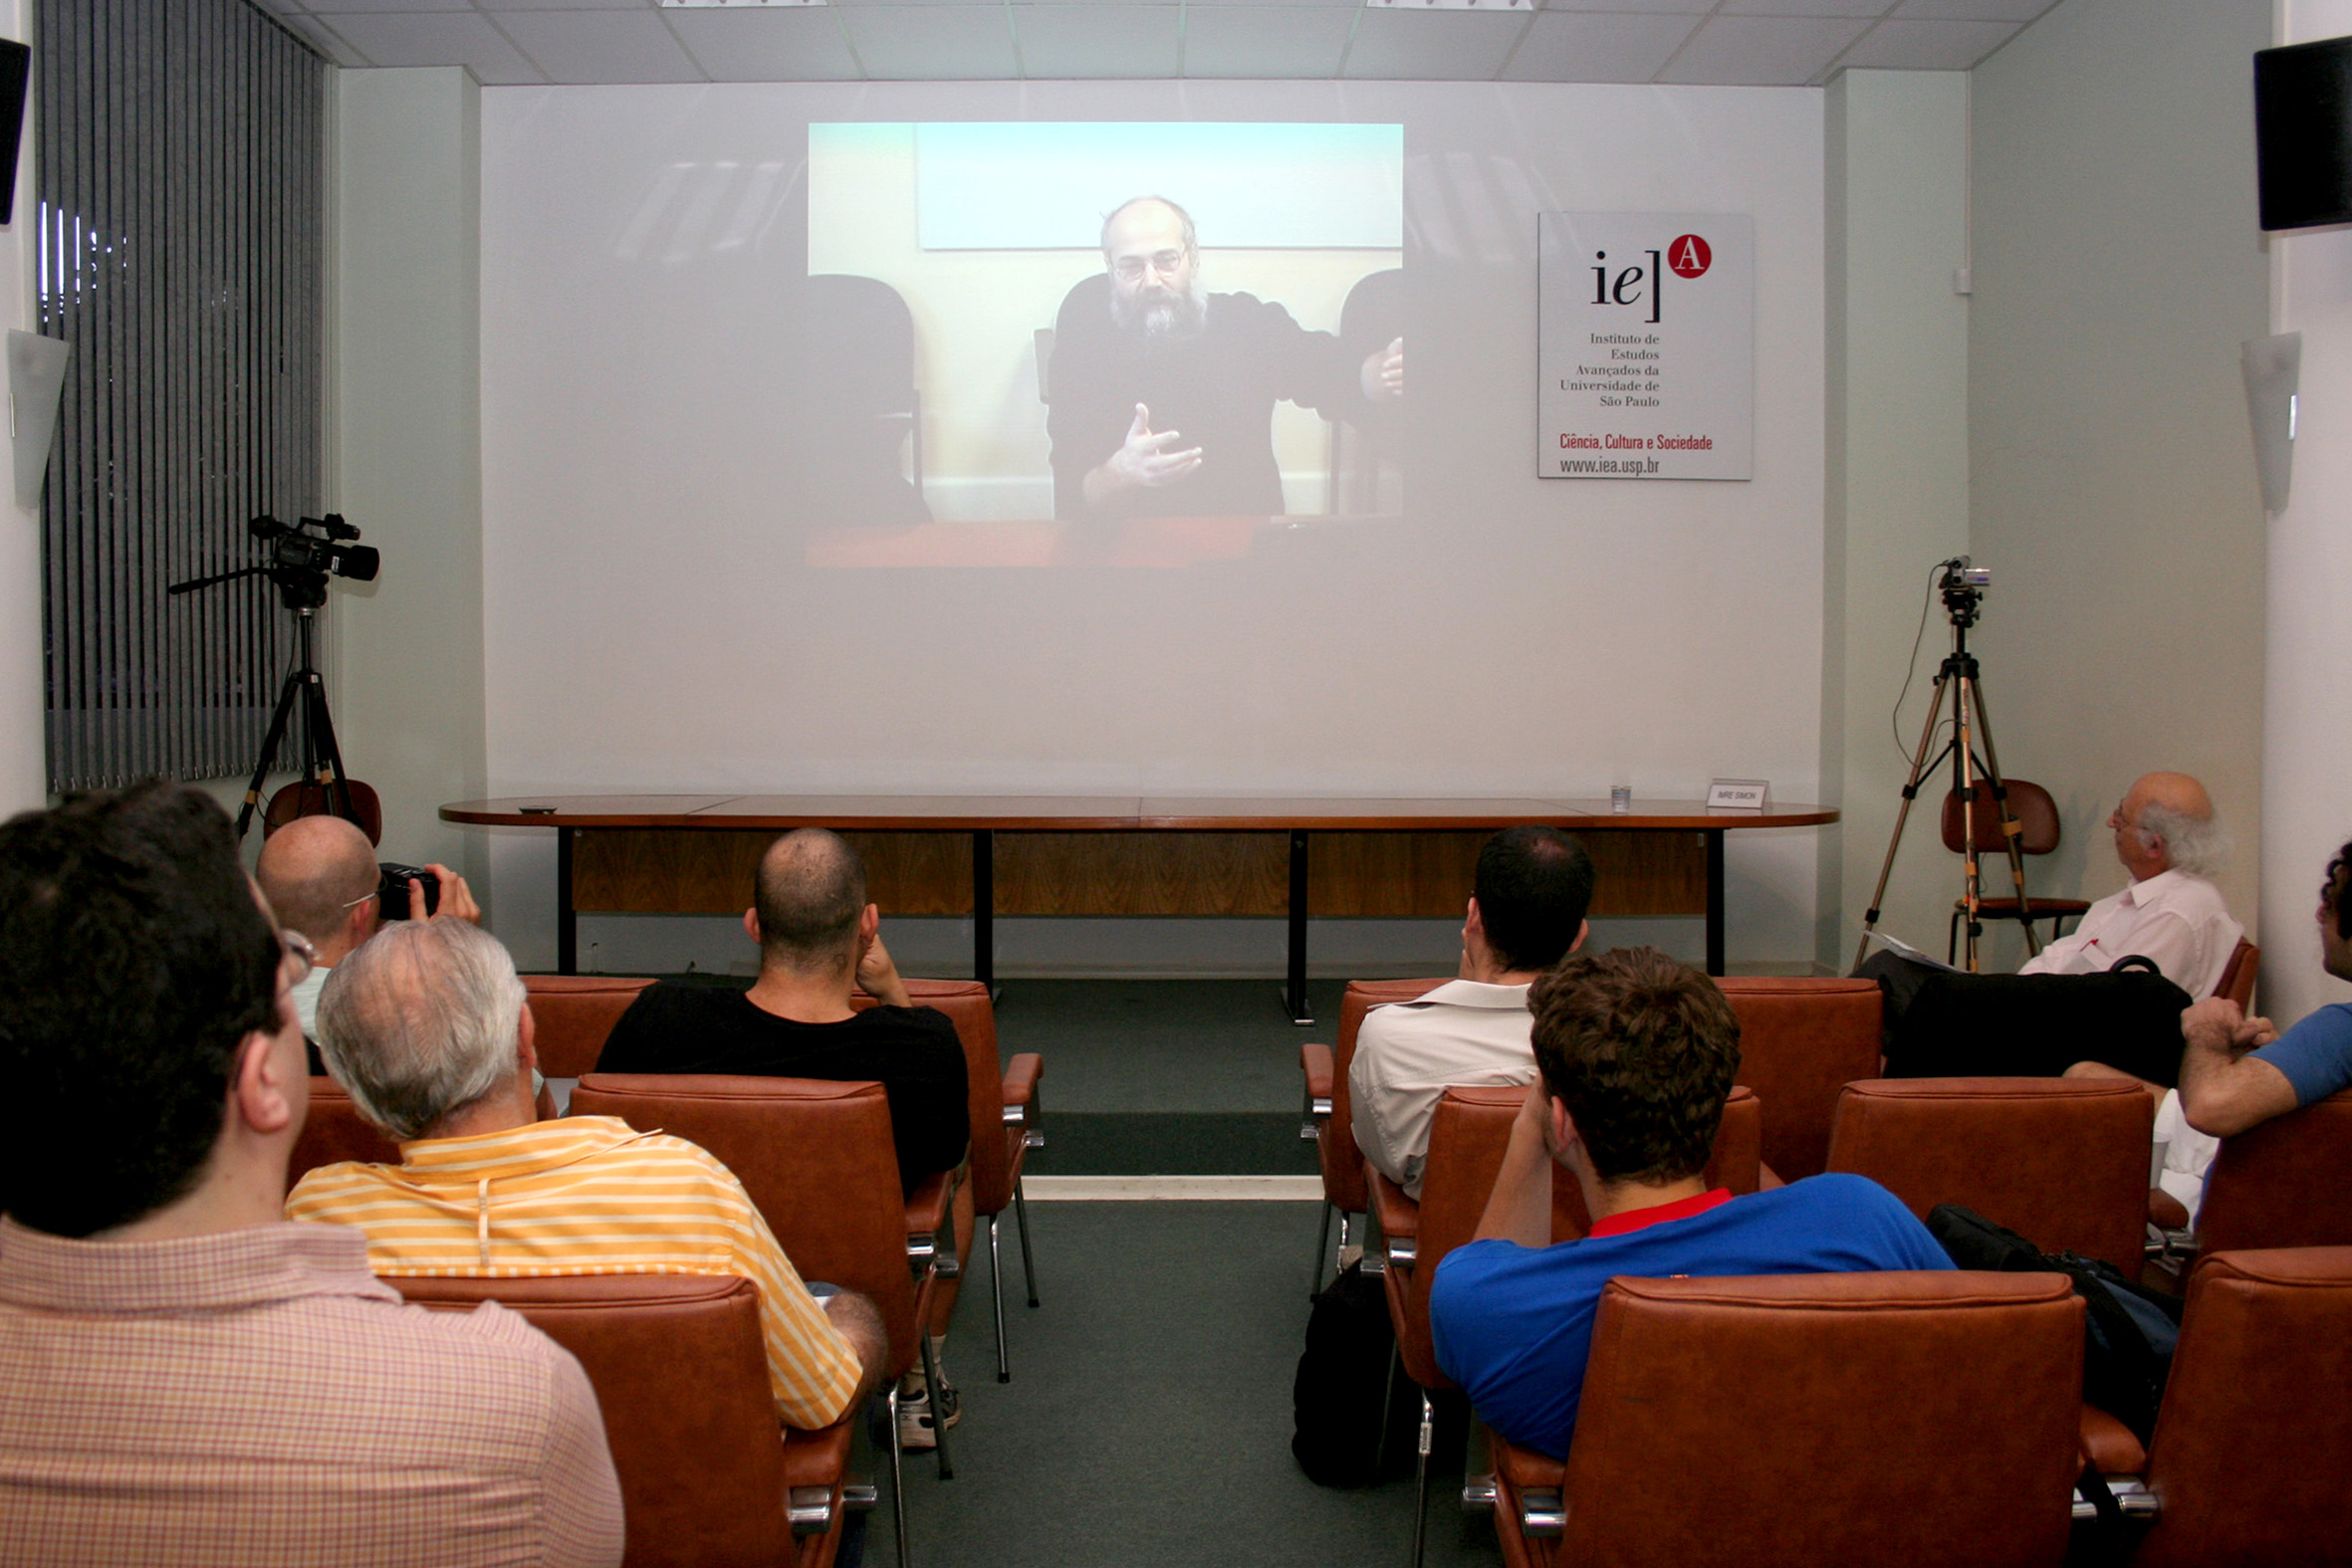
[904,1168,958,1274]
[2146,1186,2190,1232]
[783,1418,853,1538]
[1003,1054,1046,1148]
[1300,1042,1334,1139]
[2077,1403,2146,1477]
[1493,1434,1566,1539]
[1370,1171,1420,1268]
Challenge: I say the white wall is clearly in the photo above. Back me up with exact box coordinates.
[0,0,40,815]
[330,68,489,894]
[1821,69,1972,971]
[1965,0,2271,974]
[2263,0,2352,1026]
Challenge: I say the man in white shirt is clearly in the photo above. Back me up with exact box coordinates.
[254,814,480,1041]
[1350,826,1593,1199]
[2019,772,2241,998]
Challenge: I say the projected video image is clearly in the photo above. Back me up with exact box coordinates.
[799,122,1403,565]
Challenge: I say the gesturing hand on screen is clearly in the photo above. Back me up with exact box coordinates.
[1361,336,1404,402]
[1082,403,1204,507]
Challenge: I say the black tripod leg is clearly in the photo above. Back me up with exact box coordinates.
[235,669,307,841]
[1965,680,2040,958]
[1852,670,1954,972]
[303,667,356,826]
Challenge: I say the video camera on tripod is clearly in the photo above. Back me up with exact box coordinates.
[168,514,383,842]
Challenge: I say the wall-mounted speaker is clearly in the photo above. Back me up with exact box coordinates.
[9,330,70,511]
[2256,36,2352,232]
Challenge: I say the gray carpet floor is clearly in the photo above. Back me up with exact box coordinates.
[890,1200,1500,1568]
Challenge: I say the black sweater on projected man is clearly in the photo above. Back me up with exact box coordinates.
[1048,275,1365,520]
[593,987,970,1195]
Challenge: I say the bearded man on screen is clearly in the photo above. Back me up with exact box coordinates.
[1047,195,1403,520]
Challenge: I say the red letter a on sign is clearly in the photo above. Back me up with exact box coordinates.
[1667,234,1712,279]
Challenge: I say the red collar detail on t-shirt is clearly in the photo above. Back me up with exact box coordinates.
[1585,1188,1734,1238]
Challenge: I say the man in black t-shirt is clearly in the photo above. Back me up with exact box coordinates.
[596,829,970,1192]
[593,827,972,1450]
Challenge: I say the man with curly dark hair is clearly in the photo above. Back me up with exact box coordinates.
[1430,947,1948,1458]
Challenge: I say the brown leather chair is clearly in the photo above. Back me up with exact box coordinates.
[1941,780,2091,961]
[2212,937,2258,1009]
[1488,1270,2085,1568]
[1717,977,1884,1181]
[1299,978,1448,1291]
[1375,1083,1763,1566]
[1824,1076,2154,1279]
[524,974,659,1078]
[569,1073,950,1555]
[287,1076,400,1187]
[395,1272,850,1568]
[854,979,1044,1383]
[2168,1088,2352,1275]
[2118,1246,2352,1568]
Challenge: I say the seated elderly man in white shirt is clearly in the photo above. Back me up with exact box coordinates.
[2020,772,2241,998]
[1350,826,1593,1199]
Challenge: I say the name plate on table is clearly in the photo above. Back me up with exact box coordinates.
[1708,779,1769,811]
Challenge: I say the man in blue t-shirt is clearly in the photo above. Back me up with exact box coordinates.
[1430,948,1951,1459]
[2174,838,2352,1139]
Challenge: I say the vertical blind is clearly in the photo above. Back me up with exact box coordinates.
[36,0,325,791]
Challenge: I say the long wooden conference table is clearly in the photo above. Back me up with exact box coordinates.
[441,795,1836,1024]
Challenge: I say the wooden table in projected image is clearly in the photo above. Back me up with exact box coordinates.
[440,796,1837,1024]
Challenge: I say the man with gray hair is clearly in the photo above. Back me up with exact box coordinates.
[2019,771,2241,998]
[1046,194,1404,520]
[285,918,887,1435]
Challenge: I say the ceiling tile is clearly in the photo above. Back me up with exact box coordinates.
[1720,0,1891,17]
[1658,14,1870,84]
[667,8,862,79]
[1502,11,1697,81]
[299,0,475,13]
[1344,9,1530,80]
[320,13,548,80]
[1892,0,2054,19]
[1836,17,2016,68]
[838,6,1021,77]
[1535,0,1711,12]
[1180,5,1353,75]
[497,10,709,80]
[1014,5,1183,76]
[280,13,377,66]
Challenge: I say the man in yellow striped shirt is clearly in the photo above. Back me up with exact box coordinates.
[285,920,882,1432]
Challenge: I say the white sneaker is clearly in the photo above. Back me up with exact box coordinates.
[895,1379,960,1451]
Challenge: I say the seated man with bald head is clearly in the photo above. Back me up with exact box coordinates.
[594,828,971,1193]
[254,812,479,1043]
[2017,771,2242,998]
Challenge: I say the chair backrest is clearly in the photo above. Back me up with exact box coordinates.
[1717,977,1884,1180]
[2193,1087,2352,1258]
[394,1272,790,1568]
[1389,1083,1762,1389]
[1321,978,1449,1215]
[2212,937,2258,1008]
[854,979,1009,1214]
[1824,1077,2153,1278]
[569,1073,920,1376]
[525,975,659,1078]
[1560,1270,2083,1568]
[287,1076,400,1189]
[2131,1246,2352,1568]
[1941,779,2063,857]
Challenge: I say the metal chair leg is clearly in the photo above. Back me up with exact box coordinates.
[1310,1199,1334,1295]
[1409,1390,1434,1568]
[989,1215,1010,1384]
[885,1387,911,1568]
[1012,1175,1040,1307]
[1374,1342,1402,1475]
[918,1328,955,1480]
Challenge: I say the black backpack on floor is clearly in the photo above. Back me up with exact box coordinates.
[1927,1204,2184,1443]
[1291,1261,1423,1487]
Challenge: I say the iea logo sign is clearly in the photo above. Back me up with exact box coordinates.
[1537,213,1754,481]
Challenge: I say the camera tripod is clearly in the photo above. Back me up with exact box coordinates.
[1852,564,2040,974]
[169,537,368,843]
